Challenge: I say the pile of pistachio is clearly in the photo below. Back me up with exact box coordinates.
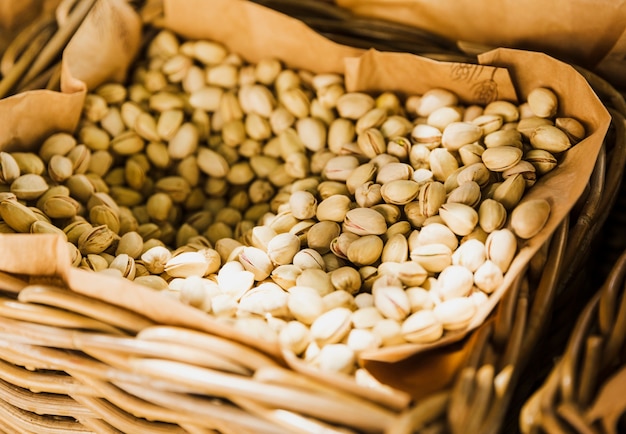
[0,30,585,375]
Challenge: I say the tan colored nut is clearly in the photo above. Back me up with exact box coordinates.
[441,122,483,151]
[279,320,311,355]
[555,117,585,144]
[439,203,478,236]
[89,204,121,234]
[418,181,446,217]
[287,286,325,325]
[492,173,526,211]
[524,149,558,176]
[0,152,20,184]
[510,198,551,239]
[292,248,325,270]
[322,155,360,182]
[417,88,458,117]
[10,174,48,201]
[447,181,481,208]
[485,229,517,273]
[314,343,356,374]
[357,128,386,159]
[267,232,300,265]
[527,87,558,118]
[438,265,474,300]
[344,207,387,236]
[473,259,503,294]
[351,306,384,329]
[381,116,412,140]
[433,297,476,331]
[457,143,485,167]
[238,84,276,118]
[329,266,362,294]
[78,225,116,255]
[516,117,553,139]
[296,269,334,297]
[347,235,383,266]
[310,307,353,346]
[484,100,519,123]
[481,146,523,172]
[381,179,420,206]
[316,194,352,222]
[336,92,375,119]
[381,233,409,263]
[429,148,459,182]
[373,285,411,321]
[502,160,537,188]
[11,152,45,176]
[478,199,507,233]
[39,132,77,162]
[406,287,434,312]
[471,114,504,135]
[410,243,452,273]
[416,222,458,251]
[327,118,355,154]
[346,162,377,194]
[530,125,571,153]
[401,310,443,343]
[484,128,523,149]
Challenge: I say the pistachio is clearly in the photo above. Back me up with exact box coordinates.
[510,198,551,239]
[343,207,387,236]
[438,265,474,300]
[415,222,458,251]
[310,307,353,346]
[336,92,375,120]
[483,100,519,123]
[485,229,517,273]
[530,125,571,153]
[524,149,558,175]
[555,117,585,144]
[478,199,507,233]
[347,235,383,266]
[373,285,411,321]
[439,203,478,236]
[314,343,355,374]
[417,88,458,117]
[481,146,523,172]
[441,122,483,151]
[316,194,352,222]
[0,152,20,184]
[433,297,476,330]
[401,310,443,343]
[10,174,49,201]
[527,87,558,118]
[380,179,420,206]
[410,243,452,273]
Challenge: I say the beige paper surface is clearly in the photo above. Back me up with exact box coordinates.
[0,0,611,397]
[336,0,626,73]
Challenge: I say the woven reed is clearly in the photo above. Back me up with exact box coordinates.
[0,1,624,433]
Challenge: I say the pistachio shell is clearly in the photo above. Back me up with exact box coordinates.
[510,198,551,239]
[410,243,452,273]
[373,285,411,321]
[439,203,478,236]
[441,122,483,151]
[310,307,353,345]
[433,297,476,330]
[527,87,558,118]
[485,229,517,272]
[401,310,443,343]
[530,125,571,153]
[481,146,523,172]
[344,207,387,236]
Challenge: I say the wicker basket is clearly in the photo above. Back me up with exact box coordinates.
[519,244,626,434]
[0,1,624,433]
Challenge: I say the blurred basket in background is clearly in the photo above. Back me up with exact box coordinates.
[520,246,626,434]
[0,0,624,433]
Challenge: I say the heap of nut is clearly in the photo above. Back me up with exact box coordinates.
[0,30,585,374]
